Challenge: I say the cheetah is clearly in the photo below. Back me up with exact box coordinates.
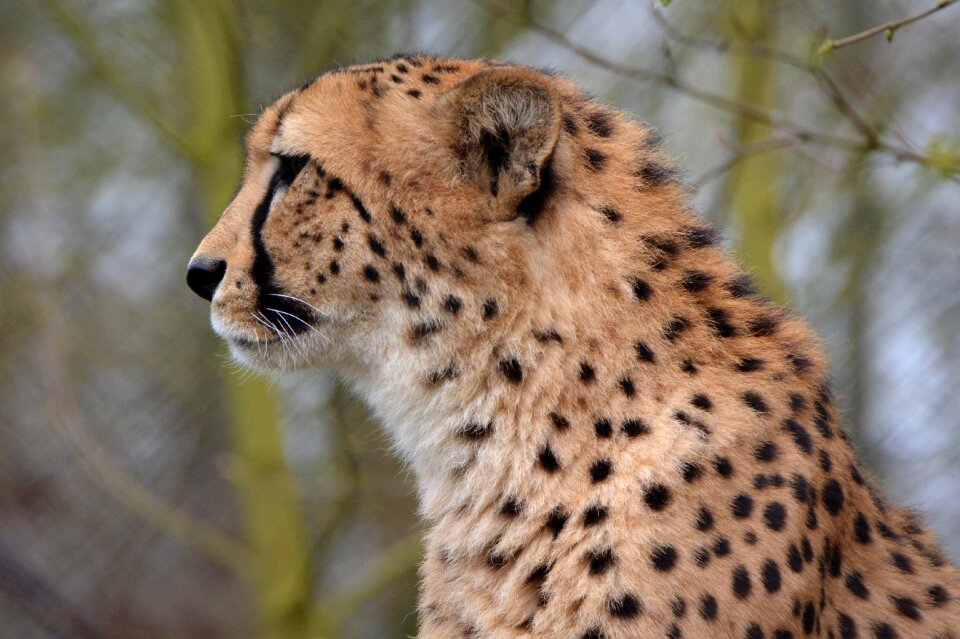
[187,55,959,638]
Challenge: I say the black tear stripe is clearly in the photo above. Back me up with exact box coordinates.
[250,153,316,332]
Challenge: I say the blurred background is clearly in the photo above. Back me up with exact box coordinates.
[1,0,958,637]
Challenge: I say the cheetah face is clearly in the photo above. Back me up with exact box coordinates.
[187,57,563,372]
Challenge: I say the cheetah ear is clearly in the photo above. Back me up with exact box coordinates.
[439,66,561,207]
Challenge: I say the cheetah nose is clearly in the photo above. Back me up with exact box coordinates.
[186,256,227,301]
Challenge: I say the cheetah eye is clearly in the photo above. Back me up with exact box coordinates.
[270,152,310,190]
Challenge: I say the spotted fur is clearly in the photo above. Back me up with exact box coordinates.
[189,55,959,638]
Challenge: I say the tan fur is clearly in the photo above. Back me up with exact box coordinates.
[190,55,959,638]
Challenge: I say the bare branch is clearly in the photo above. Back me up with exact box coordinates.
[821,0,958,52]
[693,136,798,188]
[473,0,958,178]
[42,0,194,159]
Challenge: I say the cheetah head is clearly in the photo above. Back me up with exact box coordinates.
[188,57,573,368]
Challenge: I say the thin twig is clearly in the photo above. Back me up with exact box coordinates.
[824,0,959,51]
[42,0,193,159]
[474,0,958,178]
[649,8,880,143]
[475,0,866,151]
[693,136,798,188]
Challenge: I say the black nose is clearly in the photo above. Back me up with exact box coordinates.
[186,256,227,301]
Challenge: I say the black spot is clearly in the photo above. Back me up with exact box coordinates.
[727,274,757,297]
[499,358,523,383]
[581,627,604,639]
[350,194,372,222]
[442,294,462,315]
[927,584,950,607]
[890,595,920,621]
[787,352,813,374]
[845,572,869,599]
[691,393,713,411]
[406,88,422,98]
[732,494,754,519]
[460,421,492,440]
[698,594,717,621]
[588,547,615,575]
[585,148,606,171]
[622,418,649,438]
[635,341,656,363]
[608,593,641,618]
[782,419,813,453]
[562,113,578,135]
[853,513,872,544]
[534,328,563,343]
[590,459,612,483]
[707,306,738,338]
[362,265,381,282]
[670,596,687,618]
[713,536,731,556]
[787,545,804,573]
[390,205,406,224]
[714,457,734,477]
[762,559,781,593]
[789,393,808,413]
[549,411,569,431]
[745,623,764,639]
[538,445,561,473]
[682,462,704,482]
[801,602,815,634]
[685,225,717,248]
[732,565,752,599]
[637,160,677,187]
[663,316,690,342]
[329,260,341,275]
[740,391,770,415]
[651,545,678,571]
[872,622,896,639]
[402,290,421,308]
[821,479,844,515]
[763,502,787,531]
[749,314,780,337]
[586,111,614,137]
[594,419,613,438]
[421,73,440,84]
[411,319,441,341]
[599,204,622,225]
[391,262,406,280]
[545,506,569,537]
[681,359,698,374]
[695,507,714,531]
[673,411,710,437]
[838,613,856,639]
[424,254,441,271]
[332,237,345,251]
[579,362,596,382]
[482,298,498,320]
[632,278,654,301]
[526,563,551,585]
[583,504,608,526]
[409,226,424,247]
[618,377,635,397]
[736,357,765,373]
[818,449,832,472]
[644,484,671,511]
[500,497,524,517]
[754,441,779,461]
[682,270,712,292]
[890,551,914,574]
[694,547,711,567]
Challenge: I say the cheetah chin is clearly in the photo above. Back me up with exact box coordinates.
[188,55,959,638]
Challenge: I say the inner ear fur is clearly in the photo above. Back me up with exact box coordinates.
[439,66,562,205]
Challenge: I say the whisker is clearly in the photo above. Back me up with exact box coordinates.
[268,293,327,318]
[268,307,324,336]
